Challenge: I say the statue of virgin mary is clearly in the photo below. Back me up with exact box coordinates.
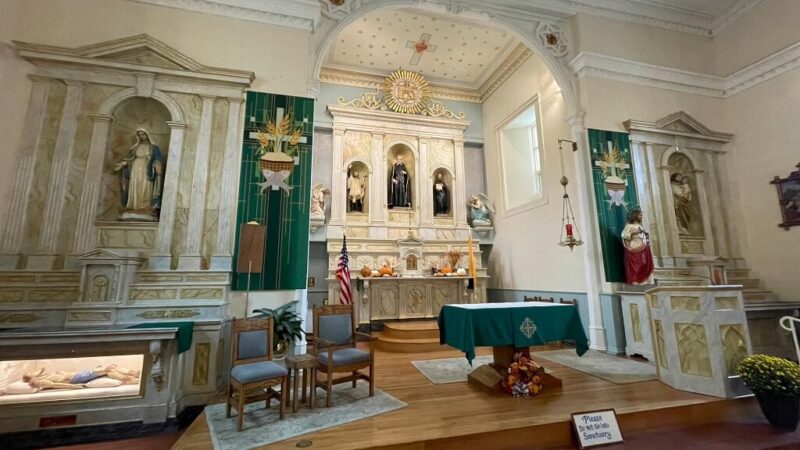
[113,129,164,221]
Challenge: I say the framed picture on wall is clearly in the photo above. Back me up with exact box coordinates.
[771,162,800,229]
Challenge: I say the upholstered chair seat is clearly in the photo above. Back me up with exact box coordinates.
[317,348,370,366]
[231,361,288,384]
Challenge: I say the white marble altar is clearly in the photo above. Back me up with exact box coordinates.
[646,285,751,398]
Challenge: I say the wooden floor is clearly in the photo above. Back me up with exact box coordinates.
[170,345,744,450]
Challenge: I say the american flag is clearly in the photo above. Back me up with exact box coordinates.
[336,235,352,305]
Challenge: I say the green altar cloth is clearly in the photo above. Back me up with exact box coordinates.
[128,321,194,354]
[438,303,589,364]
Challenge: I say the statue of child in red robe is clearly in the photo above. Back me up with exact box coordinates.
[622,208,654,285]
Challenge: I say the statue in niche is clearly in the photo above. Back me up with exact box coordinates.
[433,173,450,215]
[113,129,164,221]
[670,173,692,234]
[468,194,494,227]
[310,184,329,221]
[347,168,366,212]
[90,275,109,302]
[621,208,654,285]
[406,254,417,271]
[388,154,411,208]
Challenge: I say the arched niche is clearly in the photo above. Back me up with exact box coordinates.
[432,166,453,218]
[346,159,370,216]
[666,151,704,238]
[387,142,416,209]
[97,97,171,221]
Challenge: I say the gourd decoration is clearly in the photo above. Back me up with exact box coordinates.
[360,266,372,277]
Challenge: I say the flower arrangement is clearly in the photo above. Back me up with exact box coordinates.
[737,354,800,397]
[501,352,544,397]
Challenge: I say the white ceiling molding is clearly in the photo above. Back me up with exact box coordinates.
[711,0,763,35]
[321,43,531,103]
[128,0,321,31]
[570,41,800,98]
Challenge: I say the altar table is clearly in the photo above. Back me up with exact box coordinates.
[438,302,589,364]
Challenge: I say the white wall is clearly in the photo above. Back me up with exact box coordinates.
[713,1,800,301]
[0,0,312,217]
[482,55,587,292]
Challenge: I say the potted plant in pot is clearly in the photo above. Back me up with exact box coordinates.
[737,354,800,430]
[252,300,304,359]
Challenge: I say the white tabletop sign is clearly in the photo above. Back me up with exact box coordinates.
[571,409,623,448]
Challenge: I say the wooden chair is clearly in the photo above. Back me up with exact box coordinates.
[226,317,288,432]
[309,304,375,407]
[524,295,554,303]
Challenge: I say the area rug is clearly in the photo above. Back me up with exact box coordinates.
[535,349,657,384]
[205,381,406,450]
[411,355,494,384]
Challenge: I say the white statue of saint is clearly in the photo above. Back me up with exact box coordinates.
[348,169,366,212]
[113,129,164,221]
[310,184,329,221]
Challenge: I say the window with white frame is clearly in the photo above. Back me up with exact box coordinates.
[497,99,545,215]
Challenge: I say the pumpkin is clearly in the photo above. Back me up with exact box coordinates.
[440,265,453,274]
[379,266,394,276]
[360,266,372,277]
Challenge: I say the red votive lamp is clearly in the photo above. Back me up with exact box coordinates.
[566,223,574,237]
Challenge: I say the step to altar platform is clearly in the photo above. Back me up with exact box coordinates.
[374,320,447,353]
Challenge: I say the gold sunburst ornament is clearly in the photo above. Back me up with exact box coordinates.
[383,69,431,114]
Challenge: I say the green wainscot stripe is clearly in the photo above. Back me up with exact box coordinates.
[232,92,314,290]
[587,129,639,283]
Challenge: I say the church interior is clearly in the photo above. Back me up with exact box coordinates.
[1,1,800,449]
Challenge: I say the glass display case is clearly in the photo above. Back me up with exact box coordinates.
[0,355,144,405]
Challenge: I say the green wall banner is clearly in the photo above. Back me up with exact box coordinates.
[588,129,639,283]
[232,92,314,290]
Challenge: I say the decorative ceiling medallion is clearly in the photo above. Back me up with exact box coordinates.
[383,70,431,115]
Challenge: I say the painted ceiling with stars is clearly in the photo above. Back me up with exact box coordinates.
[323,8,520,89]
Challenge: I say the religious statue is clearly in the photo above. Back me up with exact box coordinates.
[433,173,450,215]
[347,169,366,212]
[670,173,692,234]
[388,155,411,208]
[113,129,164,221]
[310,184,329,221]
[468,194,494,227]
[621,208,654,285]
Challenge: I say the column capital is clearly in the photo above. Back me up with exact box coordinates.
[27,74,51,83]
[226,97,245,105]
[88,114,114,123]
[199,94,217,101]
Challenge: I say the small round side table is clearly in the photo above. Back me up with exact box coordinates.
[285,354,317,413]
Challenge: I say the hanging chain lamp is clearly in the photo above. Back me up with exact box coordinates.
[557,139,584,251]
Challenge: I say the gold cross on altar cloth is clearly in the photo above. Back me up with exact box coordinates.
[520,317,537,339]
[248,107,309,150]
[593,141,629,178]
[405,33,437,66]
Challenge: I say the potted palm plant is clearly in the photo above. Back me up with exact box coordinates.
[252,300,304,358]
[737,354,800,430]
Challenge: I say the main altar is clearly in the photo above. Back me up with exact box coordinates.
[323,71,488,324]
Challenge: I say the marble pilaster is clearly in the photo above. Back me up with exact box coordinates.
[704,152,729,257]
[0,77,50,269]
[72,115,114,256]
[692,167,715,256]
[418,139,433,226]
[645,143,671,259]
[371,133,386,225]
[150,121,187,270]
[211,97,245,270]
[569,115,607,351]
[30,81,85,270]
[453,139,468,230]
[329,127,345,226]
[179,96,215,270]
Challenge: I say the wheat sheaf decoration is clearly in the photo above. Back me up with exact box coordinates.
[383,69,431,115]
